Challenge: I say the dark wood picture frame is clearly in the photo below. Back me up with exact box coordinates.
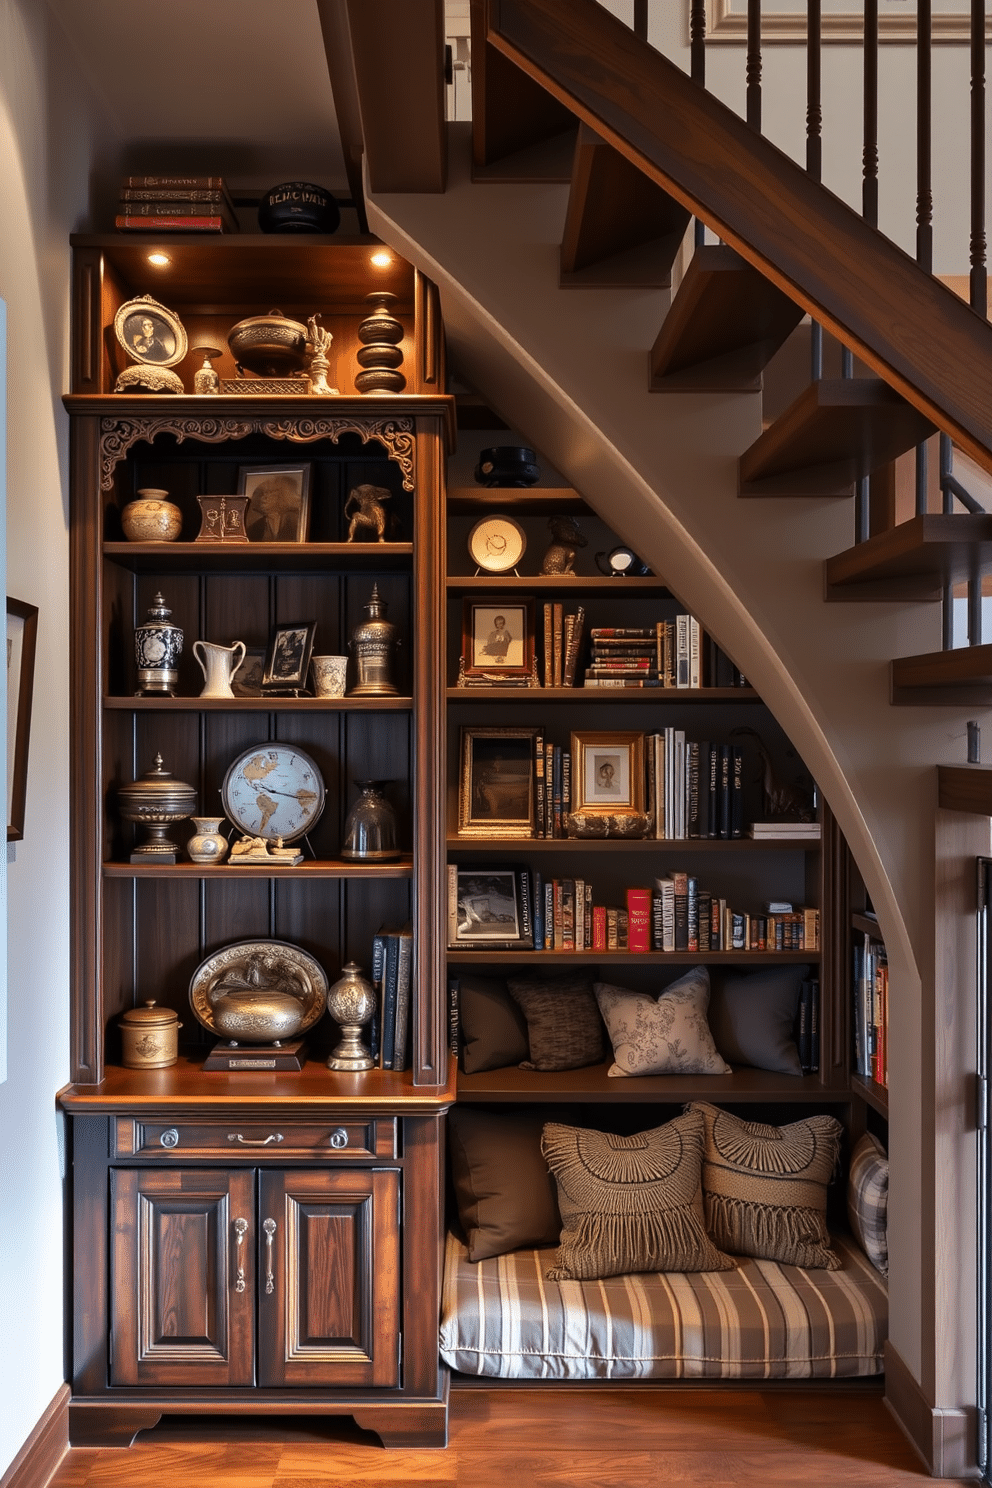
[458,726,541,838]
[262,621,317,695]
[239,464,312,543]
[461,597,536,681]
[7,596,38,841]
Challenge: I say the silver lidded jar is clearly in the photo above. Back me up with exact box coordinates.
[348,583,398,696]
[118,753,197,862]
[341,780,400,862]
[134,592,183,696]
[326,962,376,1071]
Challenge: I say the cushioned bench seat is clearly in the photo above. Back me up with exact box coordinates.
[440,1229,886,1380]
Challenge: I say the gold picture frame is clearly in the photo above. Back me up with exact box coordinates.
[458,726,541,838]
[703,0,992,42]
[571,730,645,817]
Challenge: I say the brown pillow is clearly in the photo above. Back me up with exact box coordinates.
[448,1106,563,1261]
[540,1112,734,1280]
[507,971,605,1071]
[689,1101,843,1269]
[458,975,529,1074]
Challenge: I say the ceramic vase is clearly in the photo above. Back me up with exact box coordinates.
[187,817,230,864]
[193,639,247,698]
[121,489,183,542]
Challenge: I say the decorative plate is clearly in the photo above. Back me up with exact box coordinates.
[221,743,325,844]
[467,515,527,573]
[188,938,328,1037]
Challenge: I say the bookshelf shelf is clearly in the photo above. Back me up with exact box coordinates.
[458,1062,842,1104]
[105,695,413,712]
[103,856,414,879]
[446,687,760,703]
[104,541,414,574]
[446,575,668,591]
[447,836,815,853]
[851,1073,889,1117]
[447,950,819,966]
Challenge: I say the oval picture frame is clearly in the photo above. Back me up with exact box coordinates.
[114,294,188,369]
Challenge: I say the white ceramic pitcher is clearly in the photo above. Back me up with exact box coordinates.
[193,639,247,699]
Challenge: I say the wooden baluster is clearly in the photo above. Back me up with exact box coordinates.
[863,0,879,228]
[634,0,648,41]
[691,0,707,246]
[915,1,933,522]
[746,0,762,132]
[941,434,954,648]
[971,0,988,315]
[808,0,823,379]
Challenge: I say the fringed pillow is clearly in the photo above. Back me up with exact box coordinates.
[540,1111,734,1280]
[689,1101,843,1269]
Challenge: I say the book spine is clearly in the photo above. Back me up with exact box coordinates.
[120,186,231,203]
[589,627,654,637]
[533,870,545,951]
[698,891,712,951]
[123,173,228,188]
[115,214,233,231]
[617,908,629,951]
[663,622,674,689]
[447,863,458,948]
[687,741,701,838]
[689,616,701,689]
[810,979,820,1072]
[517,868,533,944]
[552,746,563,838]
[584,882,593,949]
[553,603,564,688]
[563,606,585,687]
[561,878,575,951]
[732,912,747,950]
[731,746,744,838]
[675,730,686,839]
[626,887,652,952]
[380,934,400,1069]
[116,199,237,224]
[553,879,564,951]
[583,678,662,689]
[687,876,699,952]
[370,932,387,1065]
[544,741,554,837]
[592,904,607,951]
[718,744,731,839]
[574,879,585,949]
[804,906,819,951]
[562,749,571,825]
[391,932,413,1072]
[448,976,460,1060]
[645,737,657,840]
[543,602,553,688]
[534,730,546,838]
[672,871,689,952]
[651,887,665,950]
[606,906,619,951]
[545,879,555,949]
[676,613,690,688]
[707,744,719,838]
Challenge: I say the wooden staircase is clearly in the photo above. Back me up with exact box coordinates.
[335,0,992,716]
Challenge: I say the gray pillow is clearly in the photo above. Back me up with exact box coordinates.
[709,965,809,1077]
[458,975,529,1074]
[507,971,605,1071]
[594,965,730,1077]
[847,1131,888,1276]
[448,1106,563,1260]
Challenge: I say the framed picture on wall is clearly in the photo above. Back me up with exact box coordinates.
[7,596,38,841]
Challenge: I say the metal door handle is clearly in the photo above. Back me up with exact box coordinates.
[263,1217,276,1294]
[233,1217,249,1293]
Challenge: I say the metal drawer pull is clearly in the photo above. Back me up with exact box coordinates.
[233,1218,248,1293]
[329,1128,349,1149]
[160,1128,180,1148]
[263,1218,276,1294]
[227,1132,284,1146]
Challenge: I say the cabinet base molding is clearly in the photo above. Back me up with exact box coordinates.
[883,1340,978,1479]
[67,1384,449,1451]
[1,1384,69,1488]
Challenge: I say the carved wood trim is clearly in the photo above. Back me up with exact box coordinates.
[98,414,417,490]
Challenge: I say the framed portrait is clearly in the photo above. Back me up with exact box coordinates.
[262,621,317,695]
[7,596,38,841]
[239,464,312,543]
[449,866,533,950]
[113,294,187,368]
[571,730,645,817]
[703,0,990,43]
[461,597,536,681]
[459,726,541,837]
[231,646,266,698]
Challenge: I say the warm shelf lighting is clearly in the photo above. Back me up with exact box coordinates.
[370,250,392,268]
[147,251,171,267]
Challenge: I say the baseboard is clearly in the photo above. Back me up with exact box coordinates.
[883,1341,979,1479]
[0,1385,69,1488]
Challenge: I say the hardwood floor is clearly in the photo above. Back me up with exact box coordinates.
[47,1386,971,1487]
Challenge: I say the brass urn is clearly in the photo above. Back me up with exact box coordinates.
[326,962,376,1071]
[118,753,197,862]
[348,583,399,696]
[120,1000,182,1068]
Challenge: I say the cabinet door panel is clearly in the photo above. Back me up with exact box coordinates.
[110,1168,255,1387]
[257,1168,400,1388]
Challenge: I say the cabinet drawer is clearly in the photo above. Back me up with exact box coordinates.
[114,1117,397,1160]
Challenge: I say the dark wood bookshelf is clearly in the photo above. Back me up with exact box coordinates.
[103,856,414,879]
[446,686,760,702]
[458,1062,844,1104]
[445,574,668,591]
[104,541,414,574]
[105,695,413,712]
[448,950,819,966]
[447,835,815,853]
[448,486,583,512]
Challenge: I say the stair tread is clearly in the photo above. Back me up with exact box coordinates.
[891,643,992,705]
[650,245,804,392]
[560,124,689,286]
[739,378,936,497]
[937,764,992,813]
[825,514,992,601]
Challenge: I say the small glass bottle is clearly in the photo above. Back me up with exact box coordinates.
[341,781,400,862]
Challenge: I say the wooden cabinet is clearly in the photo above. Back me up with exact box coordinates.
[109,1164,400,1390]
[59,235,454,1449]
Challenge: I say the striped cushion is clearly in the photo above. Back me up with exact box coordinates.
[847,1133,889,1277]
[439,1229,886,1379]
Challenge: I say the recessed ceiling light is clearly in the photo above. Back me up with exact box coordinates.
[370,250,392,268]
[147,251,171,267]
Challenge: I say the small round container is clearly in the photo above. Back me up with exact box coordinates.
[120,1000,182,1069]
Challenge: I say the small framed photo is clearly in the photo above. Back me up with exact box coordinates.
[239,464,312,543]
[449,867,533,950]
[459,726,541,837]
[571,730,645,816]
[231,646,267,698]
[461,598,535,681]
[262,621,317,695]
[7,596,38,841]
[113,295,187,368]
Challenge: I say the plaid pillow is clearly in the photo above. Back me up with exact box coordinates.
[847,1132,888,1277]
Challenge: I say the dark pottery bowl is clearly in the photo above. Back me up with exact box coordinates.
[257,181,341,234]
[474,446,541,487]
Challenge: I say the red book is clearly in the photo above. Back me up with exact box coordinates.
[592,905,607,952]
[115,213,232,232]
[625,887,652,952]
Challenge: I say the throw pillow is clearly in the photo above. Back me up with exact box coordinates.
[708,965,809,1077]
[689,1101,843,1269]
[594,966,731,1077]
[541,1111,734,1279]
[507,971,605,1071]
[457,975,529,1074]
[847,1131,889,1276]
[448,1106,564,1261]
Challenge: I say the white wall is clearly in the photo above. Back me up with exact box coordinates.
[0,1,117,1474]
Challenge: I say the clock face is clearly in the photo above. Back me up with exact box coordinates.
[221,744,325,844]
[467,515,527,573]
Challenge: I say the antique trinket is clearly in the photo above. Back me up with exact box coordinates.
[118,753,197,862]
[325,962,376,1071]
[349,584,399,696]
[121,488,183,542]
[113,294,188,394]
[134,592,183,696]
[355,291,406,393]
[119,1001,182,1069]
[342,780,400,862]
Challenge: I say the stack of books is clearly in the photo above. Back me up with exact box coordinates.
[647,733,744,840]
[853,932,887,1086]
[750,820,821,841]
[584,626,660,689]
[542,603,585,687]
[369,925,413,1071]
[115,175,239,233]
